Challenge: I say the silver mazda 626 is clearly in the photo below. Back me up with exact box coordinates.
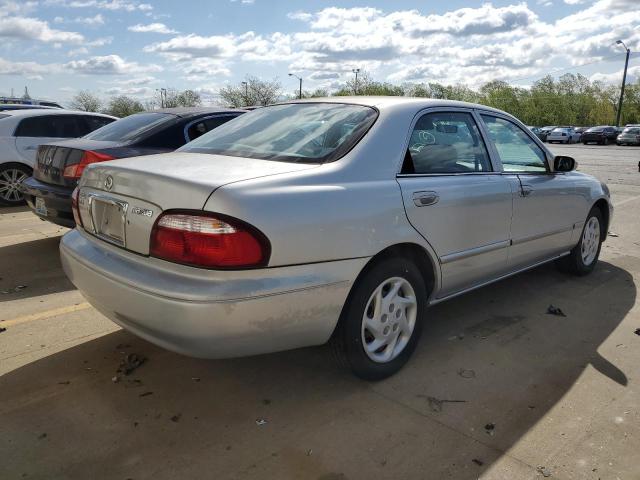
[61,98,613,380]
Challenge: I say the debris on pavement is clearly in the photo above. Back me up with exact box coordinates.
[191,377,201,382]
[262,398,272,405]
[484,423,495,435]
[255,418,267,426]
[546,305,566,317]
[417,395,467,413]
[170,414,181,423]
[608,231,619,237]
[306,449,313,456]
[115,343,131,350]
[57,381,70,385]
[1,285,27,294]
[139,391,153,397]
[457,368,476,379]
[536,465,552,477]
[117,353,146,376]
[111,376,120,383]
[447,333,465,341]
[634,328,640,336]
[38,433,47,440]
[472,459,484,466]
[0,327,6,333]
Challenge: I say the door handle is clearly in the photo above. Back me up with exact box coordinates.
[25,146,37,150]
[412,191,439,207]
[520,184,533,197]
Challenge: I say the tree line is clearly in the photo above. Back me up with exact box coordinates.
[69,72,640,126]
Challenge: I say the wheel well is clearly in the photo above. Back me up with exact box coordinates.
[593,199,610,240]
[0,161,33,174]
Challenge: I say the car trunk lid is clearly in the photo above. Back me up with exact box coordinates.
[77,152,318,255]
[34,139,123,188]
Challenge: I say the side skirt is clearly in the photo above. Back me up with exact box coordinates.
[428,251,570,306]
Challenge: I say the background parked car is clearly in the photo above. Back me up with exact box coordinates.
[538,126,557,142]
[528,126,543,139]
[0,109,116,206]
[0,104,60,112]
[582,126,618,145]
[617,126,640,146]
[574,126,589,142]
[0,97,63,108]
[21,107,245,227]
[546,126,581,144]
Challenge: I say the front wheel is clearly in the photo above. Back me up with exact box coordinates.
[332,257,427,380]
[555,207,604,276]
[0,163,31,206]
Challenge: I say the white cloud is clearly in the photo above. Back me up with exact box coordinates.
[128,23,177,34]
[0,15,84,43]
[43,0,152,12]
[65,54,162,75]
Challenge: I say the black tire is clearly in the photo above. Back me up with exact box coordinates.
[0,163,32,206]
[555,207,604,276]
[331,256,428,380]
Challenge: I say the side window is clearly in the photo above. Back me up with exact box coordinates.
[480,115,547,173]
[186,115,238,141]
[81,116,115,136]
[402,111,492,174]
[14,115,82,138]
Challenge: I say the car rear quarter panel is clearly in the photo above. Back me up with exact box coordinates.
[203,106,439,272]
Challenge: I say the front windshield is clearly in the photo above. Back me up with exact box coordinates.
[84,112,174,142]
[623,127,639,134]
[180,103,378,163]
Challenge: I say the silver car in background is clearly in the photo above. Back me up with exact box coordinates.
[546,126,581,144]
[60,98,612,380]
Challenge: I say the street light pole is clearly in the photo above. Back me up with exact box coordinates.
[352,68,360,95]
[288,73,303,99]
[615,40,631,127]
[241,81,248,106]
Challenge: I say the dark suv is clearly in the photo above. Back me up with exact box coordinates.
[581,126,618,145]
[21,107,245,227]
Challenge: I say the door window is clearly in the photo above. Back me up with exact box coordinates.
[481,115,547,172]
[186,115,239,141]
[402,111,491,174]
[14,115,83,138]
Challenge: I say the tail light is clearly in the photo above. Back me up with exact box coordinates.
[150,211,270,269]
[71,187,82,228]
[63,151,115,180]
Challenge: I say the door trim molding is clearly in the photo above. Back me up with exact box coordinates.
[440,239,510,265]
[511,225,573,246]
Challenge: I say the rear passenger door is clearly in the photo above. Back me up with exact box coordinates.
[14,115,85,165]
[185,114,240,142]
[396,109,514,298]
[478,113,579,269]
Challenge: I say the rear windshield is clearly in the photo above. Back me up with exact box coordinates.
[84,112,174,142]
[180,103,378,163]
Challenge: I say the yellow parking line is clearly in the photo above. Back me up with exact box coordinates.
[1,303,92,327]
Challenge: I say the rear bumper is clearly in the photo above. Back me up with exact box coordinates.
[60,229,368,358]
[21,176,75,228]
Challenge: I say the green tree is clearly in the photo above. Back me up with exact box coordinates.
[104,95,145,118]
[219,76,282,107]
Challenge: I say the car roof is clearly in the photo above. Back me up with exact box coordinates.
[282,96,509,115]
[0,108,116,119]
[151,107,246,118]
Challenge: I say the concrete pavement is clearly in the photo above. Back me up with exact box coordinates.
[1,144,639,480]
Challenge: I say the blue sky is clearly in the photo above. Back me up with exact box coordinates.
[0,0,638,105]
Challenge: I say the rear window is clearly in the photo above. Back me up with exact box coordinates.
[84,112,174,142]
[181,103,378,163]
[14,115,84,138]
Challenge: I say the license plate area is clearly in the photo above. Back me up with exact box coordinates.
[35,197,47,216]
[89,195,128,247]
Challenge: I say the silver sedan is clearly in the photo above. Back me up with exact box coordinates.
[60,98,613,380]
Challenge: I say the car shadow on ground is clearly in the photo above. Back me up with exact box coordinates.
[0,259,636,479]
[0,236,74,301]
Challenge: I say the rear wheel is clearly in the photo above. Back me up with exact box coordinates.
[332,257,427,380]
[0,163,31,206]
[555,207,604,276]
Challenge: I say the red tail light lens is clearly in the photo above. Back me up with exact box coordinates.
[150,212,270,269]
[71,187,82,228]
[63,151,115,180]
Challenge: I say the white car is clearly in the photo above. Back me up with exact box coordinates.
[0,109,116,205]
[546,127,581,144]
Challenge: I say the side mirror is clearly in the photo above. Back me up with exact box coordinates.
[554,155,576,172]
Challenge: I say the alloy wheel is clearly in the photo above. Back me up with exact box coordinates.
[0,167,28,203]
[581,216,600,266]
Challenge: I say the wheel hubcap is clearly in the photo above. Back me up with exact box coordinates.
[0,168,28,202]
[581,216,600,266]
[361,276,417,363]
